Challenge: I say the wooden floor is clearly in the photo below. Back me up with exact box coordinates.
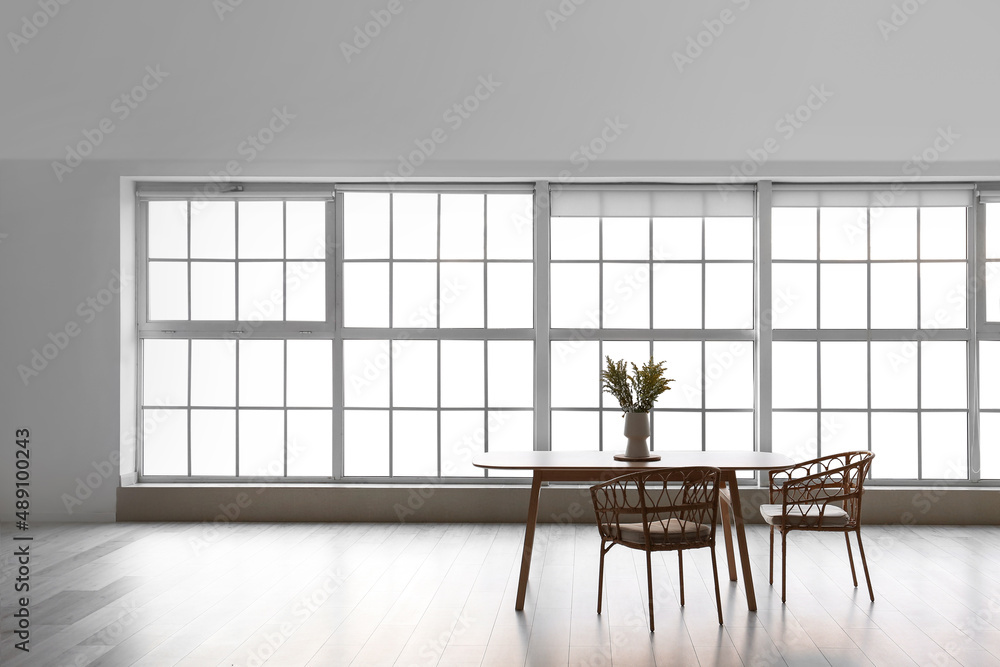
[2,522,1000,666]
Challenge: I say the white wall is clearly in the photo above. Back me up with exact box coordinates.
[1,0,999,521]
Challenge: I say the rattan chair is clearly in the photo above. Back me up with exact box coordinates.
[590,467,723,630]
[760,451,875,603]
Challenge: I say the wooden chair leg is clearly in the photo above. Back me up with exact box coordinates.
[646,550,655,632]
[710,546,723,625]
[677,550,685,606]
[768,526,774,585]
[845,531,858,588]
[856,528,875,602]
[781,530,787,603]
[597,541,607,614]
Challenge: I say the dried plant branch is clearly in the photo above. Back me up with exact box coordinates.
[601,355,673,414]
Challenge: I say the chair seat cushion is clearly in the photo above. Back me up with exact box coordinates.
[611,518,711,544]
[759,503,849,527]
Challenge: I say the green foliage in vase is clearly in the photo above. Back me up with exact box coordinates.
[601,356,674,414]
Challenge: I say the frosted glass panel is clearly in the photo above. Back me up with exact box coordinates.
[921,412,967,479]
[393,193,437,260]
[705,263,752,329]
[143,409,187,475]
[652,412,701,452]
[653,264,701,329]
[870,207,916,260]
[870,341,917,409]
[441,411,484,476]
[191,410,235,476]
[871,412,917,478]
[393,263,437,327]
[487,263,532,328]
[393,411,437,477]
[552,217,599,260]
[920,207,966,260]
[921,341,966,409]
[344,410,389,476]
[285,261,325,321]
[148,262,188,320]
[820,263,867,329]
[441,340,484,408]
[819,207,867,260]
[704,341,753,409]
[870,263,917,329]
[191,262,235,320]
[603,263,650,328]
[238,201,283,259]
[344,263,389,327]
[191,201,236,259]
[238,262,283,321]
[486,194,533,259]
[440,193,484,260]
[239,340,283,407]
[488,341,533,407]
[143,339,188,406]
[820,411,868,458]
[820,342,867,409]
[772,412,818,461]
[551,263,599,329]
[191,340,236,407]
[551,411,600,451]
[653,218,701,260]
[705,412,753,451]
[148,201,187,259]
[287,340,332,407]
[980,342,1000,409]
[238,410,284,477]
[772,208,816,260]
[773,342,817,409]
[920,263,966,329]
[771,264,816,329]
[705,217,752,260]
[287,410,332,476]
[987,263,1000,322]
[393,340,437,408]
[343,339,390,407]
[551,340,599,408]
[285,201,326,259]
[344,192,389,259]
[602,217,649,260]
[487,410,533,477]
[440,262,484,328]
[652,341,701,409]
[979,413,1000,479]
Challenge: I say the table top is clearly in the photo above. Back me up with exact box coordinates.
[473,450,794,472]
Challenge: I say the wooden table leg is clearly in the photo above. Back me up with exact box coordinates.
[515,471,543,611]
[723,470,757,611]
[718,485,738,582]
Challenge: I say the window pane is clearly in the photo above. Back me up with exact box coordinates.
[191,340,236,407]
[143,408,187,475]
[870,341,917,409]
[441,341,484,408]
[920,207,966,260]
[394,340,437,408]
[870,263,917,329]
[979,413,1000,479]
[551,340,598,408]
[705,412,753,451]
[191,201,236,259]
[287,410,332,476]
[238,201,283,259]
[820,411,867,458]
[773,342,817,409]
[344,263,389,327]
[705,263,752,329]
[488,341,533,407]
[486,194,532,259]
[143,339,188,406]
[921,412,967,479]
[602,263,650,329]
[652,264,701,329]
[393,263,437,328]
[981,342,1000,409]
[603,217,649,260]
[652,411,701,452]
[343,339,390,407]
[552,410,599,451]
[488,410,534,461]
[652,341,701,409]
[552,217,599,260]
[920,263,966,329]
[921,341,967,409]
[285,201,326,259]
[191,262,235,320]
[238,262,283,321]
[487,263,532,328]
[286,261,325,321]
[987,203,1000,258]
[239,340,284,407]
[987,263,1000,322]
[603,410,627,452]
[239,410,284,477]
[871,412,917,479]
[148,201,187,259]
[819,207,867,260]
[191,409,235,476]
[148,262,188,320]
[287,340,332,407]
[704,341,753,409]
[551,263,599,329]
[771,264,816,329]
[441,411,485,476]
[870,207,916,260]
[772,208,816,260]
[440,262,484,328]
[393,411,437,477]
[440,194,484,260]
[393,193,437,260]
[705,217,752,260]
[772,412,818,462]
[820,342,867,409]
[344,192,389,259]
[344,410,389,476]
[820,263,867,329]
[653,218,701,260]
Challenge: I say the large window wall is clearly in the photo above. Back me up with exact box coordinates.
[136,181,997,485]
